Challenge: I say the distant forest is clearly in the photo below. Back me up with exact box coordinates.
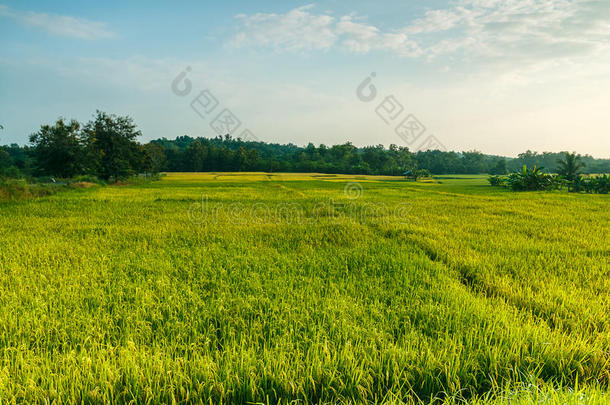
[2,114,610,179]
[153,135,610,175]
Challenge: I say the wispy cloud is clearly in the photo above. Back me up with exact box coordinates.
[410,0,610,60]
[0,4,116,39]
[229,1,610,64]
[229,4,421,56]
[231,5,336,52]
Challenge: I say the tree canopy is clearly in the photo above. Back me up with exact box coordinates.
[29,119,83,182]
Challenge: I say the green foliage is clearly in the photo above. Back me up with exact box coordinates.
[5,127,610,178]
[140,142,166,175]
[490,165,609,195]
[72,174,107,185]
[183,139,208,171]
[488,158,507,175]
[510,150,610,174]
[156,136,518,175]
[505,165,560,191]
[405,168,431,181]
[0,178,58,200]
[557,152,585,181]
[0,144,35,175]
[4,112,148,183]
[571,174,610,194]
[489,165,561,191]
[82,110,142,181]
[0,148,11,169]
[487,175,505,187]
[0,165,23,180]
[29,118,83,182]
[590,174,610,194]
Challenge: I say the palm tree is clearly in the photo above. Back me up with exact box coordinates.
[557,152,585,181]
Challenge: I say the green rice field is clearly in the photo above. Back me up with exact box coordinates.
[1,173,609,403]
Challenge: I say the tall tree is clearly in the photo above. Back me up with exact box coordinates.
[29,118,83,183]
[557,152,585,181]
[82,111,142,181]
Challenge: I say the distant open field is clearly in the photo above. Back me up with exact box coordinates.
[1,172,609,403]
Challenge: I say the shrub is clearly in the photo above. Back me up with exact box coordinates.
[488,175,505,187]
[0,166,23,180]
[570,174,610,194]
[0,179,58,201]
[404,169,431,181]
[505,165,560,191]
[72,174,107,185]
[590,174,610,194]
[489,166,562,192]
[493,170,610,195]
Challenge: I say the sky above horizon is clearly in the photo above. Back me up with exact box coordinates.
[1,0,609,158]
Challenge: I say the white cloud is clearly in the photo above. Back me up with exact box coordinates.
[336,16,379,53]
[229,1,610,65]
[336,16,422,56]
[405,9,465,34]
[406,0,610,62]
[0,4,115,39]
[231,5,336,52]
[229,5,421,56]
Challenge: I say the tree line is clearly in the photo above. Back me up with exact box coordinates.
[1,112,609,180]
[144,136,610,176]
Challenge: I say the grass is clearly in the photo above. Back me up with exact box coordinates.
[0,172,609,403]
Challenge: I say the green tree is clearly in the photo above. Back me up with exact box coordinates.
[0,147,11,169]
[388,144,413,176]
[233,146,248,171]
[141,142,166,175]
[489,158,507,175]
[245,148,259,171]
[183,140,208,171]
[29,118,83,183]
[461,150,487,173]
[82,111,142,181]
[557,152,585,181]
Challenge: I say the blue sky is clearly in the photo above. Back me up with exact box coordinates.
[1,0,609,157]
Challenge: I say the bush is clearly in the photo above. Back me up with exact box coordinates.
[569,174,610,194]
[505,165,560,191]
[0,166,23,180]
[0,179,58,201]
[491,169,610,195]
[72,174,107,185]
[404,169,431,181]
[590,174,610,194]
[488,165,561,191]
[488,175,505,187]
